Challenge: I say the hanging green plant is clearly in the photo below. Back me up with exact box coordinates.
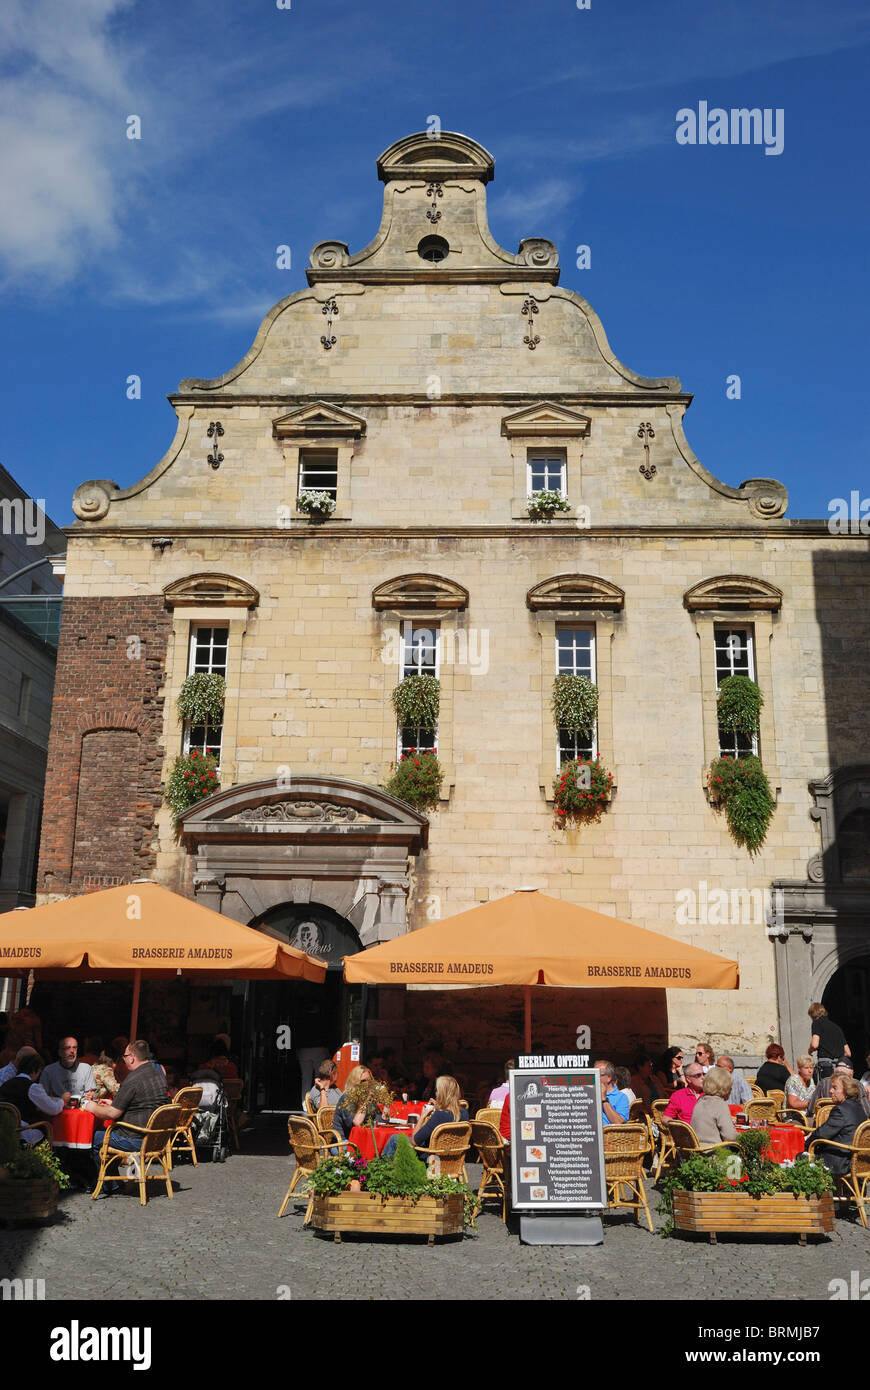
[177,673,226,727]
[708,754,775,853]
[717,675,763,734]
[526,490,571,522]
[551,674,598,734]
[166,751,220,822]
[391,674,440,732]
[385,749,443,811]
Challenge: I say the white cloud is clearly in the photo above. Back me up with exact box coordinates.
[489,178,580,239]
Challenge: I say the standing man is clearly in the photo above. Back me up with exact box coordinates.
[593,1060,629,1125]
[716,1055,752,1107]
[663,1062,706,1123]
[82,1040,169,1195]
[41,1037,95,1102]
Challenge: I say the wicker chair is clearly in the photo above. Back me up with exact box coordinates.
[302,1093,315,1117]
[470,1120,507,1221]
[414,1121,472,1182]
[475,1107,503,1128]
[222,1078,244,1150]
[808,1119,870,1228]
[749,1084,764,1100]
[783,1107,811,1129]
[91,1103,183,1206]
[278,1114,355,1223]
[315,1106,336,1136]
[603,1123,653,1231]
[667,1118,741,1160]
[811,1098,836,1129]
[766,1088,786,1118]
[744,1099,776,1124]
[628,1099,648,1124]
[650,1100,675,1180]
[169,1086,203,1166]
[0,1100,53,1146]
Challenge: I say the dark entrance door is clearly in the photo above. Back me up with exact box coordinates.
[823,953,870,1071]
[241,902,364,1112]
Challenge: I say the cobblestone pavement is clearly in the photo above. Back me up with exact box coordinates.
[1,1141,867,1302]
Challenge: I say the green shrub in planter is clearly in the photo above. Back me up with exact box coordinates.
[385,749,443,811]
[708,754,775,853]
[177,672,226,727]
[717,675,763,734]
[551,674,598,734]
[553,758,613,823]
[392,674,440,733]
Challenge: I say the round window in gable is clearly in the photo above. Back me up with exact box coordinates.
[417,235,449,263]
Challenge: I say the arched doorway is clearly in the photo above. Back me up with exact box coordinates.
[822,954,870,1071]
[243,902,364,1112]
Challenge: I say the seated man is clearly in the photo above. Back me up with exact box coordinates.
[663,1063,705,1124]
[82,1039,169,1195]
[41,1037,95,1102]
[717,1055,752,1107]
[0,1045,39,1089]
[0,1051,65,1143]
[594,1060,629,1125]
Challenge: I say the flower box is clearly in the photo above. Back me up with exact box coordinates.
[0,1178,58,1225]
[311,1191,465,1244]
[672,1190,834,1245]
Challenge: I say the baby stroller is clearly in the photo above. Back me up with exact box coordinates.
[189,1068,231,1163]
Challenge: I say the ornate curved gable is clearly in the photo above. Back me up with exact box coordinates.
[372,573,469,611]
[163,572,259,609]
[272,401,366,439]
[526,574,625,612]
[683,575,783,612]
[376,131,495,184]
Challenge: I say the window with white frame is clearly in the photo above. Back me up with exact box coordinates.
[298,449,338,500]
[398,620,438,757]
[556,626,596,766]
[185,625,228,761]
[528,449,566,497]
[715,626,757,757]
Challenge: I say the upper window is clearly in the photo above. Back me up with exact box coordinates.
[556,626,596,766]
[186,625,228,761]
[399,620,438,757]
[298,450,338,500]
[417,235,449,263]
[715,626,757,758]
[528,450,566,497]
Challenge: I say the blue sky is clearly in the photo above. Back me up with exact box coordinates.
[1,0,868,524]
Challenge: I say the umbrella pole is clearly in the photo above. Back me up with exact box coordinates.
[129,969,141,1040]
[523,985,531,1053]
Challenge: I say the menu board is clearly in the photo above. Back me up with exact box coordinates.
[508,1068,605,1211]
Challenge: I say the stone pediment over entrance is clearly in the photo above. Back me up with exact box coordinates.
[177,775,428,852]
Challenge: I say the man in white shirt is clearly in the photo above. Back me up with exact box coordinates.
[40,1037,95,1101]
[0,1052,65,1143]
[717,1055,752,1107]
[0,1045,38,1088]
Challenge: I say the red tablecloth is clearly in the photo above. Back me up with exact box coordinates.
[348,1123,413,1161]
[737,1124,805,1163]
[386,1102,425,1122]
[51,1109,96,1149]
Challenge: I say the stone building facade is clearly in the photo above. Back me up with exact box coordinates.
[36,132,870,1095]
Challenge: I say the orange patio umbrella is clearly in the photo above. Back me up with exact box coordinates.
[0,880,326,1037]
[343,887,739,1050]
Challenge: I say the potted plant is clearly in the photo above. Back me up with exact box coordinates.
[385,748,443,811]
[0,1120,71,1225]
[553,757,613,824]
[177,672,226,727]
[707,753,775,852]
[297,489,336,521]
[166,749,220,822]
[551,674,598,735]
[526,489,571,522]
[392,673,440,733]
[717,674,763,736]
[309,1136,478,1243]
[659,1130,834,1244]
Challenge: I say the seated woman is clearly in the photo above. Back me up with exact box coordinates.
[382,1075,468,1160]
[690,1066,738,1146]
[654,1046,685,1095]
[330,1065,374,1142]
[91,1044,121,1101]
[784,1055,815,1112]
[754,1042,792,1094]
[812,1074,866,1176]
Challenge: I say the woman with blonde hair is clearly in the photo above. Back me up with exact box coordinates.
[331,1065,374,1142]
[688,1066,738,1146]
[382,1074,467,1158]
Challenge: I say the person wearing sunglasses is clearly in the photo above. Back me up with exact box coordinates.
[654,1046,685,1095]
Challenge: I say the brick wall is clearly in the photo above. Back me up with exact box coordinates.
[38,597,170,895]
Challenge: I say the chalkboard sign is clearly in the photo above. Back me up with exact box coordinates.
[508,1068,606,1211]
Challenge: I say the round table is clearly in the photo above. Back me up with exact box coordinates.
[348,1123,414,1161]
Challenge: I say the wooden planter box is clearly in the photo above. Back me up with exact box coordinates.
[673,1190,834,1245]
[0,1179,58,1225]
[311,1192,465,1244]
